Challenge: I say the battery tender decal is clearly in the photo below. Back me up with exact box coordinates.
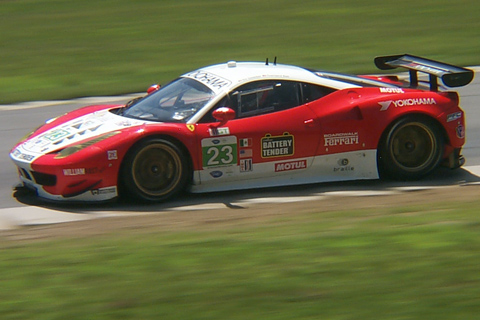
[202,136,238,168]
[261,132,294,158]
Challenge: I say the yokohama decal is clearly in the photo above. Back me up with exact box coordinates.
[185,71,231,89]
[379,98,436,111]
[275,160,307,172]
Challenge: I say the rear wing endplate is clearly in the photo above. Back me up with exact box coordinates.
[374,54,474,91]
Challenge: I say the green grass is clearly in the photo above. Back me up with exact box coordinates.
[2,199,480,319]
[1,0,479,103]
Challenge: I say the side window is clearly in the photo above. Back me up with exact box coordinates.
[301,83,336,103]
[234,80,301,118]
[198,80,332,123]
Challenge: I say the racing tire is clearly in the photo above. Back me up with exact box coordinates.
[378,117,444,180]
[121,138,189,202]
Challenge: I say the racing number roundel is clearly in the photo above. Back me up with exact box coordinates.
[202,136,238,168]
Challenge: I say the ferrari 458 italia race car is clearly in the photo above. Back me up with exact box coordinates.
[10,54,474,202]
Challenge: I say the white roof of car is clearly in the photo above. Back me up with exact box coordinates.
[181,61,359,93]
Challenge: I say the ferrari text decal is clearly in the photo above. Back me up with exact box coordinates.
[275,160,307,172]
[324,132,359,146]
[185,71,231,89]
[261,133,294,158]
[202,136,238,168]
[379,98,436,111]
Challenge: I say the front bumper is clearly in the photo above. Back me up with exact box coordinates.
[10,146,120,202]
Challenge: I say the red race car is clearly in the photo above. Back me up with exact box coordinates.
[10,54,473,202]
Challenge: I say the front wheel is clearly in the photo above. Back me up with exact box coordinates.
[121,138,189,202]
[378,117,444,180]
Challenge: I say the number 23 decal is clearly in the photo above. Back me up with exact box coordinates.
[201,136,238,168]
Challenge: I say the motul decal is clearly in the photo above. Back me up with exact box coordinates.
[261,133,294,158]
[379,88,404,93]
[275,160,307,172]
[324,132,359,146]
[379,98,436,111]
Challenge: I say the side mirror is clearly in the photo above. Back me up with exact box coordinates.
[147,84,161,94]
[212,107,236,127]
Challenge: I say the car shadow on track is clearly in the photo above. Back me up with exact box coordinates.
[12,167,480,214]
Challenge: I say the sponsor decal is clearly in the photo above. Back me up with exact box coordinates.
[12,149,35,161]
[275,160,307,172]
[379,98,436,111]
[261,133,294,158]
[63,168,85,176]
[447,112,462,122]
[185,70,231,89]
[202,136,238,168]
[239,138,252,147]
[379,88,404,93]
[456,125,465,139]
[239,149,253,158]
[43,129,70,141]
[407,62,443,76]
[91,186,117,196]
[187,124,196,132]
[209,127,230,136]
[334,158,354,172]
[324,132,359,147]
[210,170,223,178]
[115,120,135,127]
[107,150,118,160]
[240,159,253,172]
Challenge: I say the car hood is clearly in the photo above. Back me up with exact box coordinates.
[18,108,146,156]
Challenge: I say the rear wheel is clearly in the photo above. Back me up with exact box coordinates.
[121,138,189,202]
[378,117,443,180]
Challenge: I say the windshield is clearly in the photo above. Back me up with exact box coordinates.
[122,78,215,122]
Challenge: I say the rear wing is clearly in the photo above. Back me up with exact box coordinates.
[374,54,474,91]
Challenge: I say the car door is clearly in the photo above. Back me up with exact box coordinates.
[194,80,322,187]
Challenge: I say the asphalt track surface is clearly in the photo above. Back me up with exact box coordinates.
[1,68,479,230]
